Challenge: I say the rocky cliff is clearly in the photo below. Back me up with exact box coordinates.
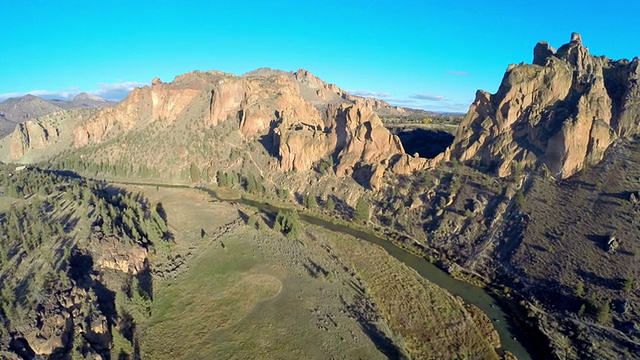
[2,68,423,188]
[448,33,640,178]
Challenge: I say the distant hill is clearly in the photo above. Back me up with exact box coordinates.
[0,93,115,137]
[49,92,116,110]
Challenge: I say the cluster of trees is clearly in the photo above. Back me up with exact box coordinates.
[2,164,169,250]
[302,193,317,209]
[216,170,265,195]
[91,189,168,248]
[274,210,301,238]
[0,165,170,359]
[0,200,64,264]
[0,164,171,265]
[216,170,240,188]
[315,157,334,174]
[52,156,161,179]
[0,167,72,265]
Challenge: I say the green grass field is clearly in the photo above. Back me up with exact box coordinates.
[136,185,387,359]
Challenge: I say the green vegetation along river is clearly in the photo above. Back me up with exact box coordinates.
[108,180,536,359]
[201,190,536,360]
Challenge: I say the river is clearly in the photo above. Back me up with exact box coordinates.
[108,180,537,359]
[199,189,536,360]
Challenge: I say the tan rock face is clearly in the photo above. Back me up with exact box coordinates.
[448,33,637,179]
[3,68,418,188]
[210,79,249,126]
[9,120,59,160]
[92,237,148,274]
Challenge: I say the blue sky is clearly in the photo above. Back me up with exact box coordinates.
[1,1,639,113]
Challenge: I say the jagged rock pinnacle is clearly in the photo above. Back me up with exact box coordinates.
[570,32,582,44]
[447,33,640,179]
[533,42,556,66]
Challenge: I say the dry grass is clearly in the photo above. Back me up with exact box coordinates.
[137,187,387,360]
[322,227,500,360]
[205,273,283,330]
[507,139,640,358]
[140,240,282,359]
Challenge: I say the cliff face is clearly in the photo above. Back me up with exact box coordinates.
[10,120,60,159]
[2,68,420,188]
[449,33,640,178]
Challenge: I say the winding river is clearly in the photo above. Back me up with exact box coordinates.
[219,193,536,360]
[111,180,537,359]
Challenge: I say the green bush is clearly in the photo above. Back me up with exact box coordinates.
[515,191,526,208]
[274,210,302,238]
[355,196,369,222]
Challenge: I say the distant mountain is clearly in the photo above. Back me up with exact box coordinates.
[50,92,117,110]
[0,93,115,137]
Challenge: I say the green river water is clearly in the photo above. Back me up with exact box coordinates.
[201,189,537,360]
[110,180,538,359]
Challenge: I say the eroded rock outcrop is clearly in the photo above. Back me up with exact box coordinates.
[448,33,639,178]
[9,120,60,159]
[91,236,148,274]
[2,68,422,188]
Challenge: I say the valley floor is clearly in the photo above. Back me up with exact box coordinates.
[128,185,501,359]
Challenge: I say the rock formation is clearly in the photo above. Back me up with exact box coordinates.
[2,68,422,188]
[448,33,640,178]
[9,120,60,159]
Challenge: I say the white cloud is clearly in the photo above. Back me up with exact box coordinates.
[0,81,146,102]
[30,89,74,100]
[410,93,449,101]
[347,90,391,98]
[0,90,77,101]
[0,92,25,101]
[88,81,146,101]
[386,98,417,105]
[414,102,470,114]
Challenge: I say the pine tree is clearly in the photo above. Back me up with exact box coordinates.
[216,170,228,187]
[575,280,585,297]
[597,301,610,324]
[355,196,369,222]
[274,210,301,238]
[303,193,317,209]
[190,163,201,183]
[326,197,335,211]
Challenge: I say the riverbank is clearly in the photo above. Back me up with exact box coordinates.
[194,186,536,359]
[88,177,543,359]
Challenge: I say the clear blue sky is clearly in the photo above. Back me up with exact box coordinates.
[1,1,639,113]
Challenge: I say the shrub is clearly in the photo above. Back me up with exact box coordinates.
[597,301,610,324]
[274,210,302,238]
[355,196,369,222]
[325,197,335,211]
[515,191,526,208]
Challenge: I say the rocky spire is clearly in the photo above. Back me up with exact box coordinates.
[533,42,556,66]
[445,33,640,179]
[556,32,590,69]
